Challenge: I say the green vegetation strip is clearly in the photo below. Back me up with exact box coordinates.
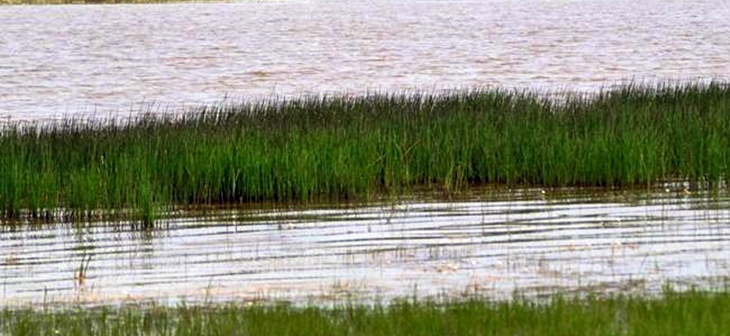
[3,83,730,222]
[3,290,730,335]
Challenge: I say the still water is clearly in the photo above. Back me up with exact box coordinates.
[1,0,729,120]
[2,187,730,307]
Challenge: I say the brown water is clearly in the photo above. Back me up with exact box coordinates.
[2,186,730,307]
[1,0,730,120]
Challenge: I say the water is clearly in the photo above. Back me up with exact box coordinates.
[1,0,730,120]
[2,187,730,307]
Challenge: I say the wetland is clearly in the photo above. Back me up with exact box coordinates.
[2,0,730,334]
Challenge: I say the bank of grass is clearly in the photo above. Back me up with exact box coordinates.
[2,83,730,222]
[3,289,730,335]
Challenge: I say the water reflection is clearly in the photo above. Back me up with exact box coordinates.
[1,187,730,307]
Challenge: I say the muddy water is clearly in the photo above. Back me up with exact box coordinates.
[2,187,730,307]
[1,0,730,120]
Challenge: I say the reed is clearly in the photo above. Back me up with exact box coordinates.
[2,82,730,221]
[3,288,730,335]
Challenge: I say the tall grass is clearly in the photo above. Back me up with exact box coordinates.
[2,82,730,221]
[3,288,730,335]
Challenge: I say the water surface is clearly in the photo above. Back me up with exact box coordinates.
[2,187,729,307]
[1,0,729,119]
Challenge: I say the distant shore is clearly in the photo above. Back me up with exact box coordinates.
[0,0,219,4]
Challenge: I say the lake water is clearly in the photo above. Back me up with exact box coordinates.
[1,0,729,120]
[3,186,730,307]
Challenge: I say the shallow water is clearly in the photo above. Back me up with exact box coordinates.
[1,0,729,120]
[2,187,730,307]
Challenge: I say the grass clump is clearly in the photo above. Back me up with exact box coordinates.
[2,82,730,222]
[3,289,730,335]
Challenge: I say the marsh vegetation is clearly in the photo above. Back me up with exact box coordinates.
[4,288,730,335]
[1,83,730,223]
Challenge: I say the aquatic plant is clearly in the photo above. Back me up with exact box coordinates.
[73,254,92,289]
[3,288,730,335]
[1,82,730,221]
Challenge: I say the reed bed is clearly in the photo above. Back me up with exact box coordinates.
[2,83,730,222]
[3,289,730,335]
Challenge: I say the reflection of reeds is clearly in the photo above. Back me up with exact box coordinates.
[1,82,730,221]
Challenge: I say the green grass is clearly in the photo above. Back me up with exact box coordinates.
[3,289,730,335]
[2,82,730,222]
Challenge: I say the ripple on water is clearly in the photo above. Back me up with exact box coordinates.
[1,187,730,307]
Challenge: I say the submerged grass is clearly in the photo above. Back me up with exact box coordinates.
[2,82,730,221]
[3,289,730,335]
